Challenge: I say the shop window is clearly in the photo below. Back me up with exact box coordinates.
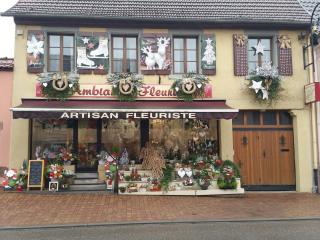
[149,119,219,159]
[101,119,140,160]
[173,37,198,74]
[246,111,260,125]
[279,111,292,125]
[48,34,75,72]
[262,111,277,125]
[111,36,138,73]
[248,38,272,73]
[31,119,73,160]
[232,112,244,125]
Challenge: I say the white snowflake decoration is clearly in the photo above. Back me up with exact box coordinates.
[27,35,44,58]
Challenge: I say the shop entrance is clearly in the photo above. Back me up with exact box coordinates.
[233,111,295,190]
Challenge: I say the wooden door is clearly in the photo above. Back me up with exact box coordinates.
[233,111,295,188]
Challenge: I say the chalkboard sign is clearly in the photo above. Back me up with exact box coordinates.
[27,160,44,190]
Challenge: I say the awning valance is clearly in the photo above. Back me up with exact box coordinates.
[11,99,238,119]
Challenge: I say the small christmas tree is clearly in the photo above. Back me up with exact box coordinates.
[202,38,215,65]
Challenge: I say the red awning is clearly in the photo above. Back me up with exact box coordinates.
[11,99,238,119]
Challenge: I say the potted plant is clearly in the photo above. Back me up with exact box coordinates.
[197,169,211,190]
[217,160,240,190]
[119,186,126,193]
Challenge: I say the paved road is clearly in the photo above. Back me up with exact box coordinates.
[0,220,319,240]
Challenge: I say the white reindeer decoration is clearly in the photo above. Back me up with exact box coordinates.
[141,37,170,70]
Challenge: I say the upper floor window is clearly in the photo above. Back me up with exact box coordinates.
[173,37,198,74]
[248,38,272,73]
[112,36,138,73]
[48,34,74,72]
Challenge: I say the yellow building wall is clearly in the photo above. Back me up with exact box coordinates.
[9,26,314,192]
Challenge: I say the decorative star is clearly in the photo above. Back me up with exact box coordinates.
[82,37,90,44]
[249,80,265,93]
[205,38,213,45]
[252,40,265,56]
[261,89,269,100]
[87,42,95,49]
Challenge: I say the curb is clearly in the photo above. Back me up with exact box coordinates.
[1,217,320,231]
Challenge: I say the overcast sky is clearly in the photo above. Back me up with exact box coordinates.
[0,0,19,58]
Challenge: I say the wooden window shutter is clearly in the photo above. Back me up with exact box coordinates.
[233,34,248,76]
[201,34,216,75]
[278,35,293,76]
[76,32,109,74]
[140,34,171,75]
[27,30,45,73]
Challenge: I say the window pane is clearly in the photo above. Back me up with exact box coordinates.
[187,50,196,61]
[233,112,244,125]
[260,39,271,50]
[126,38,136,49]
[187,62,197,72]
[248,62,257,73]
[63,59,72,72]
[49,36,60,47]
[174,38,184,50]
[126,60,137,73]
[248,39,257,48]
[63,36,74,47]
[49,48,60,59]
[186,38,197,50]
[126,49,137,60]
[279,112,292,125]
[113,49,123,59]
[262,51,271,62]
[113,60,123,73]
[248,51,258,61]
[174,62,184,73]
[174,50,184,61]
[49,60,60,72]
[262,111,277,125]
[63,48,74,57]
[31,119,73,160]
[113,37,123,48]
[246,111,260,125]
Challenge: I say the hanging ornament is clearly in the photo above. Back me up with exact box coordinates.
[68,83,73,88]
[175,86,180,92]
[81,37,90,44]
[252,40,265,56]
[197,83,202,89]
[261,89,269,100]
[42,82,48,87]
[52,73,68,91]
[119,79,134,95]
[249,80,265,93]
[181,78,197,94]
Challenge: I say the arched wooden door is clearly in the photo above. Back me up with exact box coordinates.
[233,111,295,190]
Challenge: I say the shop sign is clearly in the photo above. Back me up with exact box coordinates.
[36,84,213,99]
[60,112,197,119]
[305,82,320,104]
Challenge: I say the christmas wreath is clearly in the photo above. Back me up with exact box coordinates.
[107,73,144,101]
[170,73,209,101]
[247,62,282,104]
[38,72,80,100]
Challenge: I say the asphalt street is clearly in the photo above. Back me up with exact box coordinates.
[0,220,319,240]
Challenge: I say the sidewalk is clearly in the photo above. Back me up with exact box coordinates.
[0,192,319,228]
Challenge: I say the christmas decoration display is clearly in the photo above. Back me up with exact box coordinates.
[217,160,240,189]
[140,35,171,73]
[56,147,75,165]
[119,148,129,166]
[278,35,293,76]
[38,71,80,100]
[233,34,248,76]
[251,40,265,56]
[2,161,28,191]
[247,61,282,103]
[76,34,109,72]
[140,142,166,178]
[201,35,216,74]
[170,73,209,101]
[107,73,144,101]
[27,31,45,73]
[46,164,63,180]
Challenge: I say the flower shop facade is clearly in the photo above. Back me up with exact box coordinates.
[3,0,315,193]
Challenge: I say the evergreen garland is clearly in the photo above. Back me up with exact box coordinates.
[107,73,144,101]
[170,72,209,101]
